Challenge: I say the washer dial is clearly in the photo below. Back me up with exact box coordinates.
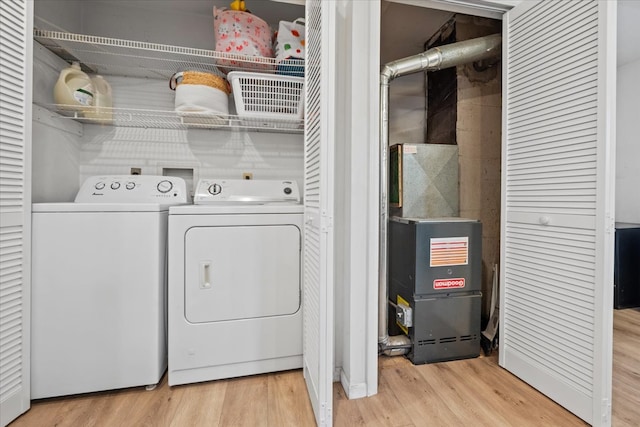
[157,180,173,193]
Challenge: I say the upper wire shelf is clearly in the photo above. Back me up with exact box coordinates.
[33,29,305,133]
[33,29,305,79]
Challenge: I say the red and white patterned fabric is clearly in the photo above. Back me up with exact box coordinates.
[213,7,274,71]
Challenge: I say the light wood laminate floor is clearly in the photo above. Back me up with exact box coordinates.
[612,307,640,427]
[11,309,639,426]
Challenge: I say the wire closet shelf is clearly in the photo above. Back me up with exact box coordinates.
[34,29,305,78]
[33,29,305,132]
[37,104,304,133]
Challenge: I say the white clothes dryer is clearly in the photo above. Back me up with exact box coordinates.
[31,175,187,399]
[168,179,303,386]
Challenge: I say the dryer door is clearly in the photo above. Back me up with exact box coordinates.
[185,224,301,323]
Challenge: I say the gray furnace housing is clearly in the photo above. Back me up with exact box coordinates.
[388,217,482,364]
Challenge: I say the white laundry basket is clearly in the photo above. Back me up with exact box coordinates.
[227,71,304,128]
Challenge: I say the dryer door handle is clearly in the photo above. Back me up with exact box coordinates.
[200,261,212,289]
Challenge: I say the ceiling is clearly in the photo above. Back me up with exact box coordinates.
[380,1,454,64]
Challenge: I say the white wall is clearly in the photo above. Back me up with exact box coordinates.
[80,1,214,50]
[32,44,83,202]
[33,0,83,33]
[78,75,303,189]
[334,0,381,399]
[618,1,640,67]
[31,44,304,201]
[616,1,640,224]
[35,0,304,49]
[615,58,640,224]
[32,0,306,201]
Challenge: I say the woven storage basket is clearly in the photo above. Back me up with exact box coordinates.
[227,71,304,126]
[177,71,230,94]
[170,71,230,125]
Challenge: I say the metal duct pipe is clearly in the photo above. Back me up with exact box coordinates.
[379,33,502,355]
[381,33,502,81]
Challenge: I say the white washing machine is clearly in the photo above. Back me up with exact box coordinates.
[31,175,187,399]
[168,179,303,386]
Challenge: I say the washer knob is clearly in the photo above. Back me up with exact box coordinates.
[284,187,292,195]
[157,180,173,193]
[208,183,222,195]
[94,182,105,190]
[125,182,136,190]
[110,182,121,190]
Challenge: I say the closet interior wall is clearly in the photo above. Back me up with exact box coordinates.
[383,1,502,318]
[31,0,305,203]
[454,15,502,317]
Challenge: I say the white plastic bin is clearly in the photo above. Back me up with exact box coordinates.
[227,71,304,128]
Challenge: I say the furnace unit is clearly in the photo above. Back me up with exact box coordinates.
[388,217,482,364]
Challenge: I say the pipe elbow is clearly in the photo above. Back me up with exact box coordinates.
[381,64,395,82]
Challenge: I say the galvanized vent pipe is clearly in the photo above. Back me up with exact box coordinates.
[379,33,502,355]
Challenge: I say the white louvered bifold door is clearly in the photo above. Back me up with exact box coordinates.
[500,1,616,425]
[0,0,33,426]
[303,0,335,426]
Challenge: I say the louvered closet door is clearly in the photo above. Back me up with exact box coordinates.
[303,0,335,426]
[500,1,615,425]
[0,0,33,426]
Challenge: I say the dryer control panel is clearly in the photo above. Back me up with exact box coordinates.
[75,175,188,204]
[194,179,300,205]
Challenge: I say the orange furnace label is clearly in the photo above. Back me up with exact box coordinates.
[429,237,469,267]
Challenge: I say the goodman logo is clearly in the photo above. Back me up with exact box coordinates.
[433,278,465,289]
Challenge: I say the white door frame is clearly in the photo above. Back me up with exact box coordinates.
[363,0,520,397]
[363,1,614,426]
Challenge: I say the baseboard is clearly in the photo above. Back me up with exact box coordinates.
[339,368,367,399]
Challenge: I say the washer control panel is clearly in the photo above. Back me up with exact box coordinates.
[75,175,188,204]
[194,179,300,205]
